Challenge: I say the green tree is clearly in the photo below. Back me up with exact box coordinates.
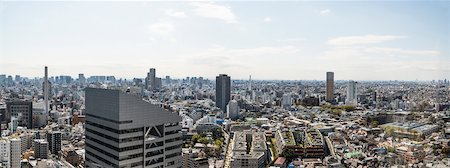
[371,121,379,128]
[192,134,201,143]
[214,139,223,147]
[198,137,209,145]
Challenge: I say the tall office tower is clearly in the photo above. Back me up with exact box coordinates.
[165,76,171,85]
[47,131,61,155]
[227,100,239,120]
[146,68,156,90]
[282,94,292,108]
[248,75,252,91]
[43,66,49,115]
[85,88,182,168]
[346,80,357,106]
[33,139,48,159]
[215,74,231,112]
[78,73,86,85]
[326,72,334,102]
[6,100,32,129]
[155,77,162,89]
[0,139,10,168]
[10,138,20,168]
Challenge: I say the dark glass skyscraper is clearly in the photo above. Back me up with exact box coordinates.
[215,74,231,112]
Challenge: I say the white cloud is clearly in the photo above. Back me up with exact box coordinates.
[190,2,237,23]
[363,47,440,56]
[263,17,271,22]
[164,9,187,18]
[319,9,331,15]
[149,22,174,35]
[328,35,407,45]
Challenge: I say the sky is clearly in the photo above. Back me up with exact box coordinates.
[0,1,449,81]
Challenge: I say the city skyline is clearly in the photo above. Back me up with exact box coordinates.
[1,1,449,80]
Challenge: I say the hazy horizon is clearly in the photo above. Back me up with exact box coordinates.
[1,1,449,80]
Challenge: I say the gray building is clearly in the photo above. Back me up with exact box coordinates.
[85,88,182,168]
[33,139,48,159]
[47,131,61,155]
[230,131,267,168]
[6,100,33,129]
[215,74,231,112]
[326,72,334,102]
[146,68,156,90]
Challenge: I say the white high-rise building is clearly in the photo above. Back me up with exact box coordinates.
[0,139,11,168]
[282,94,292,108]
[10,138,20,168]
[227,100,239,120]
[346,80,357,106]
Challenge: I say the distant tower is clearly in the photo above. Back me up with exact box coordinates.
[146,68,156,90]
[216,74,231,112]
[346,80,357,106]
[44,66,49,114]
[78,73,86,85]
[248,75,252,91]
[326,72,334,102]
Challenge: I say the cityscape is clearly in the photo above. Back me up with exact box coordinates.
[1,1,450,168]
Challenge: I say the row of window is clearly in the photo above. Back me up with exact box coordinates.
[165,144,182,151]
[165,137,182,143]
[165,130,181,136]
[165,152,181,159]
[86,150,118,168]
[86,136,143,152]
[86,113,132,124]
[87,126,144,144]
[86,121,143,134]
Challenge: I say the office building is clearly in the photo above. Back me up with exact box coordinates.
[33,139,48,159]
[346,80,357,106]
[78,73,86,85]
[85,88,182,168]
[0,139,10,168]
[47,131,61,155]
[146,68,156,90]
[215,74,231,112]
[326,72,334,102]
[10,138,20,168]
[282,94,292,108]
[6,100,32,129]
[230,131,267,168]
[43,66,49,115]
[227,100,239,120]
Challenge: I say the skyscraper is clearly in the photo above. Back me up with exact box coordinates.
[43,66,49,114]
[146,68,156,90]
[85,88,182,168]
[78,73,86,85]
[216,74,231,112]
[10,138,20,168]
[346,80,357,106]
[47,131,61,155]
[227,100,239,120]
[326,72,334,102]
